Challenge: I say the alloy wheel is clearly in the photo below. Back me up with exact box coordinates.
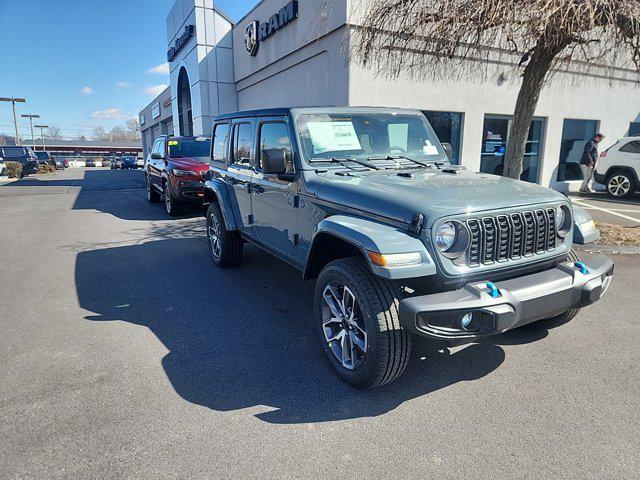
[321,283,367,370]
[607,175,631,197]
[208,212,222,259]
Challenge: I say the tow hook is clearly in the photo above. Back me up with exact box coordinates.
[574,262,589,274]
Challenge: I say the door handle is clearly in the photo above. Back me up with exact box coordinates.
[251,184,265,194]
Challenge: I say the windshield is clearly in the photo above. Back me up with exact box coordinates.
[168,138,211,158]
[1,147,29,158]
[296,112,446,165]
[35,152,49,159]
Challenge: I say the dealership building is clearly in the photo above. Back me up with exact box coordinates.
[139,0,640,191]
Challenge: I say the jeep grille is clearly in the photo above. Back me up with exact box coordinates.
[464,208,557,266]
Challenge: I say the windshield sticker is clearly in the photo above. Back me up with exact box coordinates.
[307,121,362,154]
[168,140,178,146]
[423,141,438,155]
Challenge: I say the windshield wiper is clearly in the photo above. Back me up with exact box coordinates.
[327,156,380,170]
[367,155,434,168]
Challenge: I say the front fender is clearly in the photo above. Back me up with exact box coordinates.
[311,215,437,280]
[572,205,601,245]
[203,179,238,230]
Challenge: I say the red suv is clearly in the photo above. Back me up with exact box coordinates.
[146,135,212,216]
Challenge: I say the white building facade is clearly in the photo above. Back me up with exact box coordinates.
[148,0,640,191]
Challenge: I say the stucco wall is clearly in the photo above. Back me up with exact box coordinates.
[166,0,236,137]
[233,0,349,110]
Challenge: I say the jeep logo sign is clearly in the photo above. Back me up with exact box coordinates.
[244,1,298,56]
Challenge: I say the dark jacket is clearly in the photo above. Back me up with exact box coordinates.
[580,139,598,166]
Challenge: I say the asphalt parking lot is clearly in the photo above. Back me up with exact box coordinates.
[569,191,640,227]
[1,168,639,479]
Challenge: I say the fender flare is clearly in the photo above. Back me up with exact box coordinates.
[202,179,238,230]
[305,215,436,280]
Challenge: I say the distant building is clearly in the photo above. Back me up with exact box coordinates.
[139,86,173,158]
[30,139,142,157]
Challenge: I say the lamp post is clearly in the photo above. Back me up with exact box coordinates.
[21,114,40,149]
[34,125,49,152]
[0,97,26,145]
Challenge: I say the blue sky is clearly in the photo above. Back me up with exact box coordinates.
[0,0,254,140]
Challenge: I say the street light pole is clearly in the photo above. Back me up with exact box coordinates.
[34,125,49,152]
[0,97,26,146]
[21,114,40,150]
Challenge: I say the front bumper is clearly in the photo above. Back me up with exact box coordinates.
[399,254,614,340]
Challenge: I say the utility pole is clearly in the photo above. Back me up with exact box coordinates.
[34,124,49,152]
[21,114,40,149]
[0,97,26,145]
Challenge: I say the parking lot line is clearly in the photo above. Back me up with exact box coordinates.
[572,198,640,225]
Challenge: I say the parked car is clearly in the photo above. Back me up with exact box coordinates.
[102,159,112,168]
[34,151,52,165]
[52,158,68,170]
[201,107,614,389]
[85,159,96,167]
[0,146,39,176]
[120,156,138,169]
[136,156,145,168]
[594,136,640,198]
[146,135,211,215]
[110,157,122,169]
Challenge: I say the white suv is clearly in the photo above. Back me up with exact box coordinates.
[594,136,640,198]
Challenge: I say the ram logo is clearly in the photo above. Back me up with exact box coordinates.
[244,21,259,56]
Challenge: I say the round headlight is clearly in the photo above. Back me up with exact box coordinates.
[555,206,565,230]
[556,205,572,238]
[436,222,457,251]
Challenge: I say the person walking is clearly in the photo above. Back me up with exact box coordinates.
[580,133,604,193]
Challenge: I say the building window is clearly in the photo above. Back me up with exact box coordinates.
[557,119,599,181]
[629,122,640,136]
[480,115,545,183]
[152,103,161,119]
[423,111,463,164]
[139,113,145,125]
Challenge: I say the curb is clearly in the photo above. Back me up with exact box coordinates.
[575,243,640,255]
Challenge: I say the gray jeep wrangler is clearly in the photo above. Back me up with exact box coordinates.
[202,107,613,389]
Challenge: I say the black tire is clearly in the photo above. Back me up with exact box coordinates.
[146,175,160,203]
[315,257,412,389]
[206,203,243,267]
[605,172,636,198]
[163,180,182,216]
[532,250,581,328]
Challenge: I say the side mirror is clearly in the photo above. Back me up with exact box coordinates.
[261,148,288,175]
[442,142,453,161]
[151,153,162,160]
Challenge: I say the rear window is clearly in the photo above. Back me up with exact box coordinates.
[1,147,28,157]
[168,138,211,158]
[619,140,640,154]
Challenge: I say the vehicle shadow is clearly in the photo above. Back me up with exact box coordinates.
[75,236,506,424]
[71,170,201,221]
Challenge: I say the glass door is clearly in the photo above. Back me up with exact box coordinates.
[480,115,545,183]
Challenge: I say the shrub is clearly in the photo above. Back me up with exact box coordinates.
[37,164,55,174]
[4,161,23,178]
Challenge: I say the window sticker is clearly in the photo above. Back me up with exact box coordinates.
[307,121,362,154]
[168,140,178,146]
[423,140,438,155]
